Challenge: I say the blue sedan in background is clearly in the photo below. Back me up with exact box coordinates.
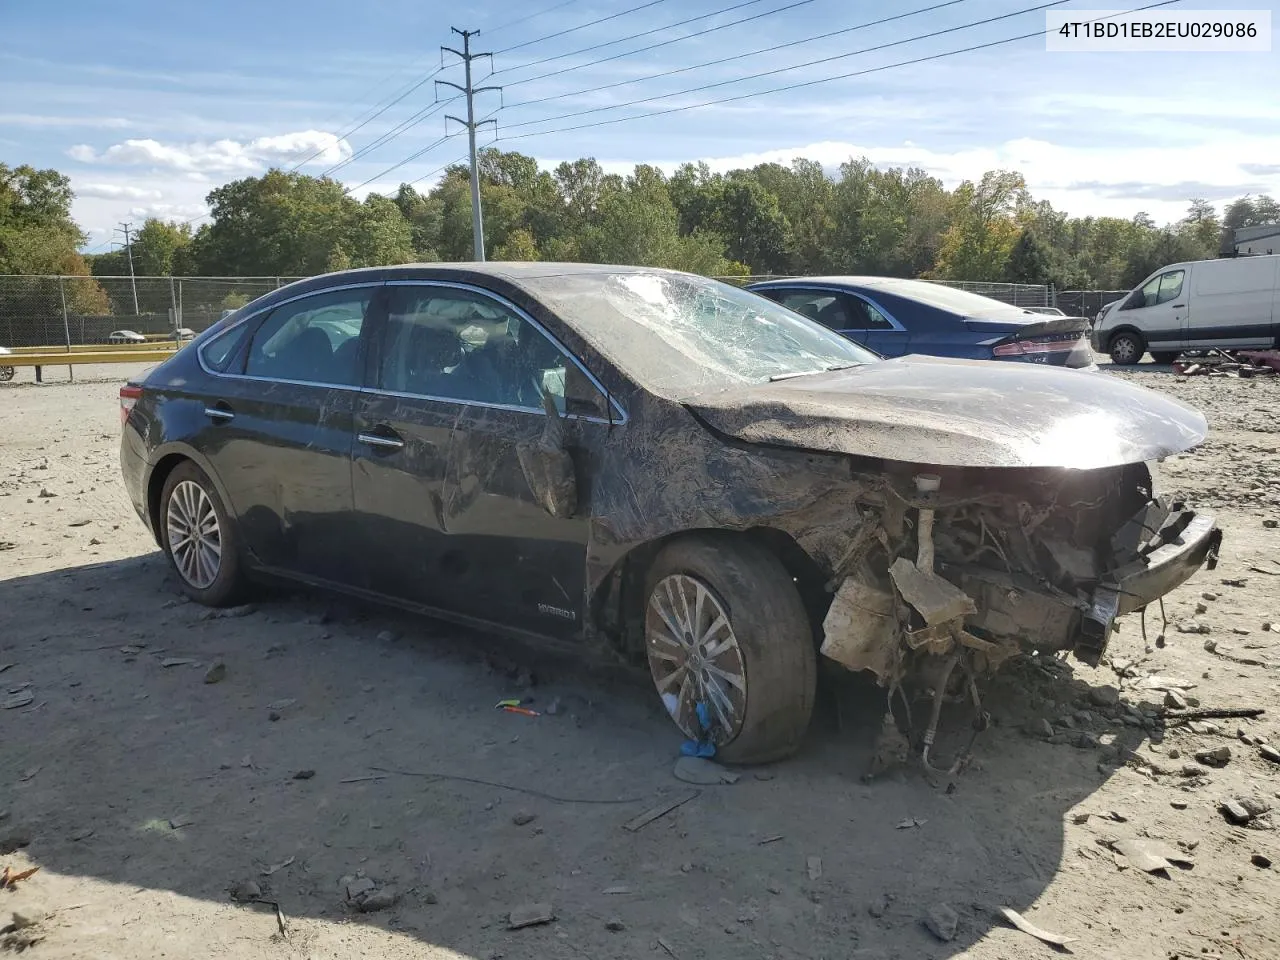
[748,277,1095,369]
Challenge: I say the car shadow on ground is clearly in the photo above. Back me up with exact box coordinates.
[1,553,1148,958]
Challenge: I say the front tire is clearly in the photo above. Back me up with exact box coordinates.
[0,366,14,382]
[1109,331,1144,366]
[160,461,246,607]
[643,537,816,764]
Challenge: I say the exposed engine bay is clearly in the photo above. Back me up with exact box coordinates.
[817,460,1222,775]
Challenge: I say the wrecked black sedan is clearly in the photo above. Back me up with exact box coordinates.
[120,264,1221,763]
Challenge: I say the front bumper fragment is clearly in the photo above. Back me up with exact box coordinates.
[1111,512,1221,616]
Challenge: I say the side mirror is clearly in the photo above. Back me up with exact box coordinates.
[516,391,579,519]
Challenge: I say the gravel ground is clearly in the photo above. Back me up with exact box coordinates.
[1,359,1277,960]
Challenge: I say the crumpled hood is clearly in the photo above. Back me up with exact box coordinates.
[683,355,1207,469]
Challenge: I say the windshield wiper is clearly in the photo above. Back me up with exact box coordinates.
[768,362,861,382]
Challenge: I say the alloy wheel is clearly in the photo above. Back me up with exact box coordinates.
[166,479,222,589]
[646,573,748,745]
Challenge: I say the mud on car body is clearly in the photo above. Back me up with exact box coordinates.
[120,263,1221,765]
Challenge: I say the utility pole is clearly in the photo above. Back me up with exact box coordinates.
[437,28,501,261]
[115,221,140,315]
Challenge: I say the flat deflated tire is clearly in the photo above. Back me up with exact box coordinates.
[644,536,816,764]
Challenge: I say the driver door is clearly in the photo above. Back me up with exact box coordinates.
[1117,268,1188,351]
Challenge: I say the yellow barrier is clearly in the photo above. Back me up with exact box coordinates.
[8,342,180,354]
[2,348,179,367]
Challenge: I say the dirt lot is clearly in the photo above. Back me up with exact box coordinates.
[1,361,1278,960]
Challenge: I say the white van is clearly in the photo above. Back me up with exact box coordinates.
[1092,254,1280,365]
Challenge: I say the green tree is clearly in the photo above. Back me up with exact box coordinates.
[931,171,1026,280]
[1006,228,1054,284]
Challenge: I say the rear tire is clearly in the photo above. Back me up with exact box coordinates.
[0,366,14,382]
[643,536,816,764]
[1151,351,1179,364]
[1109,331,1144,366]
[159,461,246,607]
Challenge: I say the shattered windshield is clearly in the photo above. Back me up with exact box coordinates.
[521,269,877,397]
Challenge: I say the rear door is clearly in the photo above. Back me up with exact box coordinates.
[194,283,382,582]
[352,281,617,638]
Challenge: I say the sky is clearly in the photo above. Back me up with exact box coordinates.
[2,0,1278,254]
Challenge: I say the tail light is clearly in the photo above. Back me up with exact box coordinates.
[992,337,1082,357]
[119,384,143,425]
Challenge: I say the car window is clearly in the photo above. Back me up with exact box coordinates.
[200,323,250,373]
[1156,270,1185,304]
[377,286,598,416]
[845,296,895,330]
[244,289,374,386]
[776,291,846,330]
[1136,270,1184,308]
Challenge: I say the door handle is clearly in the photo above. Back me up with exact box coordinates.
[1171,303,1185,308]
[204,404,234,422]
[358,430,405,451]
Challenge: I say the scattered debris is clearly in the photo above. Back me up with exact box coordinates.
[1165,689,1189,710]
[292,769,315,780]
[604,917,625,932]
[1252,853,1272,869]
[161,657,198,668]
[168,816,194,829]
[18,768,40,783]
[512,811,537,826]
[230,879,262,902]
[1089,685,1121,708]
[623,792,698,832]
[806,856,822,880]
[896,818,927,830]
[601,885,632,895]
[997,906,1077,947]
[261,857,294,876]
[1171,800,1188,810]
[507,902,555,929]
[673,756,739,785]
[1109,838,1194,874]
[0,664,13,675]
[1221,799,1264,825]
[1195,746,1232,768]
[353,886,400,913]
[0,866,39,889]
[758,835,783,845]
[1165,707,1265,725]
[2,692,34,710]
[923,902,959,942]
[204,660,226,684]
[267,698,296,711]
[1260,745,1280,764]
[1025,718,1054,739]
[376,630,398,643]
[198,604,256,621]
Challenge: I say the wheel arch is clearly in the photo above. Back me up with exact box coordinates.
[144,444,234,549]
[588,525,829,661]
[1107,324,1146,351]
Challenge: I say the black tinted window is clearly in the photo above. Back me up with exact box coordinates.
[200,323,249,372]
[245,289,373,386]
[377,286,600,415]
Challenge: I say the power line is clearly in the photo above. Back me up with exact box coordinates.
[494,0,677,54]
[406,155,470,189]
[504,0,971,108]
[485,0,581,36]
[319,95,459,178]
[288,64,447,171]
[346,134,459,194]
[501,0,1063,131]
[496,0,1182,143]
[490,0,779,77]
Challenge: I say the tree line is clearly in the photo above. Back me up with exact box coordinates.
[4,153,1278,319]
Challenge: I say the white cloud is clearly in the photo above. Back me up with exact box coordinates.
[76,183,163,201]
[67,130,352,173]
[0,113,133,129]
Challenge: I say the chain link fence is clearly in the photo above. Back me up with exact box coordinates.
[0,276,302,349]
[1054,289,1130,320]
[2,273,1064,352]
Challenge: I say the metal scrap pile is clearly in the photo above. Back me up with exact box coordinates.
[1173,350,1280,377]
